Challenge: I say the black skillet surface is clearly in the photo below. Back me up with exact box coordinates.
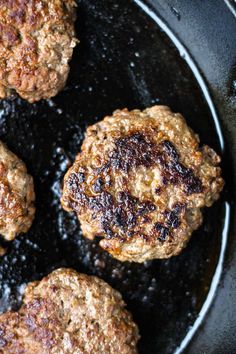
[0,1,234,353]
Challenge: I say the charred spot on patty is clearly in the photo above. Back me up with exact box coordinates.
[161,139,179,160]
[154,203,185,242]
[69,186,157,239]
[154,223,170,242]
[99,134,203,196]
[109,133,156,173]
[164,203,186,229]
[160,140,203,195]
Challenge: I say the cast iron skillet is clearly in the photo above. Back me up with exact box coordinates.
[0,1,235,353]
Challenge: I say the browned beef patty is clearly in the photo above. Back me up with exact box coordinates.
[0,268,139,354]
[0,141,35,242]
[0,0,77,102]
[61,106,224,262]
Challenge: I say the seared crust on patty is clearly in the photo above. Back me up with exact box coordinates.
[0,268,139,354]
[0,0,77,102]
[61,106,224,262]
[0,141,35,241]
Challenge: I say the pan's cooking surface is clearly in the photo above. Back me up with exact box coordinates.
[0,1,230,353]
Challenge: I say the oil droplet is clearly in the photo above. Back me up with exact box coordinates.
[230,79,236,98]
[170,6,181,21]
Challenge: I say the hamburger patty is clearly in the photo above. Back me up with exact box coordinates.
[61,106,224,262]
[0,0,77,102]
[0,141,35,242]
[0,268,139,354]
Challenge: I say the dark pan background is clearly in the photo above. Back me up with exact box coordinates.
[0,1,235,353]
